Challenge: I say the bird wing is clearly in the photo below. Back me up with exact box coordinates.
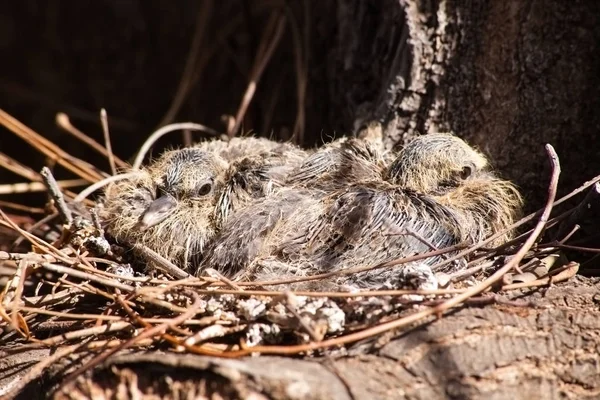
[202,188,319,277]
[287,139,384,189]
[286,184,462,273]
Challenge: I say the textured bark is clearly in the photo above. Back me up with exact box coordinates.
[329,0,600,209]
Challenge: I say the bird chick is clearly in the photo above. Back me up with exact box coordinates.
[286,137,389,191]
[100,136,307,271]
[201,133,522,290]
[201,137,390,274]
[387,133,522,245]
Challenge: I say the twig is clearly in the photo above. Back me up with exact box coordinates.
[3,288,81,311]
[8,261,29,337]
[0,212,76,264]
[40,167,72,225]
[501,262,579,290]
[0,179,87,195]
[0,250,60,264]
[56,112,127,169]
[228,13,286,138]
[90,207,102,231]
[18,306,126,321]
[203,268,243,290]
[540,243,600,253]
[283,1,308,144]
[0,200,45,215]
[446,259,497,283]
[36,321,133,347]
[187,287,465,298]
[132,122,219,169]
[134,244,191,279]
[73,171,142,202]
[0,108,106,182]
[61,292,202,385]
[558,224,580,244]
[100,108,117,175]
[236,243,467,287]
[41,263,135,292]
[157,1,214,127]
[10,213,58,250]
[433,165,600,272]
[0,151,40,181]
[555,182,600,240]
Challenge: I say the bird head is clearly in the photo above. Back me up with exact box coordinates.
[137,148,228,229]
[387,133,489,193]
[387,133,523,244]
[102,147,228,269]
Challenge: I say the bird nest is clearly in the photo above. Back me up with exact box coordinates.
[0,109,597,397]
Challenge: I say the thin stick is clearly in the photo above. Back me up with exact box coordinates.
[10,212,58,250]
[19,307,125,321]
[432,168,600,272]
[40,167,72,225]
[0,200,45,214]
[0,108,105,182]
[501,261,579,290]
[157,1,213,127]
[0,179,87,195]
[132,122,219,169]
[61,292,202,385]
[73,172,142,202]
[0,151,40,181]
[555,182,600,240]
[187,287,464,298]
[231,243,467,287]
[203,268,243,291]
[100,108,117,175]
[0,216,74,264]
[283,1,308,144]
[34,322,133,347]
[41,263,135,292]
[541,243,600,253]
[228,14,286,138]
[558,224,580,244]
[134,244,191,279]
[56,112,128,168]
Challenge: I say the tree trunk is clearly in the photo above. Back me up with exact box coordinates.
[2,1,599,399]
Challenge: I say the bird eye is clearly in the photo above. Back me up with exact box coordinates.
[459,165,473,180]
[196,182,212,196]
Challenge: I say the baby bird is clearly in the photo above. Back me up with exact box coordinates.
[201,133,522,290]
[202,137,390,275]
[100,136,307,270]
[286,137,388,191]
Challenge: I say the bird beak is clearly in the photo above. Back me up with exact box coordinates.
[137,195,177,230]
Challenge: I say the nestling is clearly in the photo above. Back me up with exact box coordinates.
[201,133,523,290]
[286,137,389,191]
[100,136,307,270]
